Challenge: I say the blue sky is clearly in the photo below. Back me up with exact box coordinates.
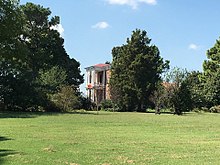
[20,0,220,92]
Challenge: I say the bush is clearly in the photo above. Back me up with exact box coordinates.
[100,100,113,110]
[0,102,5,111]
[50,85,80,112]
[79,95,93,110]
[209,105,220,113]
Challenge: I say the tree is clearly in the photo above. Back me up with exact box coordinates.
[150,82,166,114]
[163,67,193,115]
[202,38,220,107]
[20,2,84,87]
[50,85,80,112]
[184,71,205,109]
[0,0,23,42]
[37,66,67,93]
[0,0,29,110]
[1,2,84,111]
[110,29,169,112]
[19,2,84,111]
[109,82,121,111]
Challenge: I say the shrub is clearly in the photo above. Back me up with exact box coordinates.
[78,94,94,110]
[50,85,80,112]
[100,100,113,110]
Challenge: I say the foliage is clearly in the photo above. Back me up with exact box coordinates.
[100,99,113,110]
[20,2,84,86]
[202,70,220,107]
[0,0,23,41]
[37,66,67,93]
[0,0,32,110]
[173,79,193,114]
[149,83,166,114]
[110,29,169,112]
[184,71,206,108]
[202,38,220,107]
[0,2,84,111]
[50,85,80,112]
[163,67,193,115]
[78,94,94,110]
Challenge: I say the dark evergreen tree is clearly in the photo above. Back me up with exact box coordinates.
[185,71,205,109]
[110,29,169,112]
[202,38,220,107]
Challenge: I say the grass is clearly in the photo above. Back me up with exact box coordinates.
[0,111,220,165]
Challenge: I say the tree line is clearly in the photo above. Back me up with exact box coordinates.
[1,0,219,114]
[109,29,220,114]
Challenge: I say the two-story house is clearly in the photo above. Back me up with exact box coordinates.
[85,63,111,104]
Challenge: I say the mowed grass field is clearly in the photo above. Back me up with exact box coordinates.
[0,111,219,165]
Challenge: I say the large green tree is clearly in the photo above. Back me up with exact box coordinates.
[0,0,22,42]
[202,38,220,107]
[184,71,205,109]
[1,2,84,111]
[19,2,84,110]
[20,2,84,87]
[0,0,29,110]
[110,29,169,112]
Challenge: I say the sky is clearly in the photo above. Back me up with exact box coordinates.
[20,0,220,93]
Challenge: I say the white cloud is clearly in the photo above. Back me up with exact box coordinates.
[106,0,157,9]
[188,43,199,50]
[50,24,64,36]
[139,0,157,5]
[92,21,109,29]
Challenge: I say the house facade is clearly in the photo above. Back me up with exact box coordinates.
[85,63,111,104]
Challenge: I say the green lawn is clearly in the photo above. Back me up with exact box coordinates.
[0,111,219,165]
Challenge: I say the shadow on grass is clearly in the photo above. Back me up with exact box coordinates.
[66,111,115,115]
[0,136,17,164]
[146,111,174,115]
[0,110,199,119]
[0,136,13,141]
[0,149,17,165]
[0,111,42,118]
[0,110,103,119]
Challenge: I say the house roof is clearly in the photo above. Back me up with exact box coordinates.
[85,63,111,71]
[94,63,110,68]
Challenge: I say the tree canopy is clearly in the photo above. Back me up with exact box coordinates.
[202,38,220,107]
[0,1,84,111]
[110,29,169,112]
